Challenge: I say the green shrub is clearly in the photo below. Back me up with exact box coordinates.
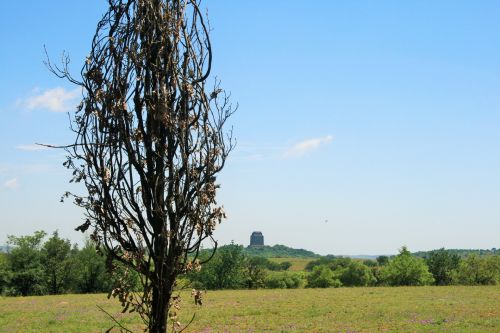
[305,256,351,271]
[452,254,500,285]
[188,244,247,290]
[424,248,460,285]
[264,271,305,289]
[340,261,376,287]
[381,247,434,286]
[306,265,341,288]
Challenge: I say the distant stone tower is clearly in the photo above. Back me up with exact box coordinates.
[250,231,264,247]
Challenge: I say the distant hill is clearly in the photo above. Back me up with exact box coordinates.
[244,244,320,258]
[342,255,383,260]
[199,244,499,260]
[242,246,500,260]
[412,248,499,258]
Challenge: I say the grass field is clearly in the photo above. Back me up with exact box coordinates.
[1,286,499,332]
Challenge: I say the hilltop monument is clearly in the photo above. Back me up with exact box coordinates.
[250,231,264,247]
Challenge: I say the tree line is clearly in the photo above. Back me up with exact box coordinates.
[0,231,136,296]
[1,231,499,296]
[413,248,500,258]
[185,245,500,289]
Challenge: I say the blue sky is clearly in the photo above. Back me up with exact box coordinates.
[0,1,499,255]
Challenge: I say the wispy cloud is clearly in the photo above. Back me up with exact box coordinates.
[231,142,282,162]
[4,178,19,190]
[16,144,49,151]
[283,135,334,158]
[20,87,80,112]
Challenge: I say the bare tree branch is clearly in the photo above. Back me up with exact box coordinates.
[48,1,235,332]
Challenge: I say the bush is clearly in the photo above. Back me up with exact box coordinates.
[381,247,434,286]
[376,256,389,266]
[306,265,342,288]
[452,254,500,285]
[245,257,268,289]
[246,257,290,271]
[305,256,351,272]
[362,259,377,267]
[340,261,376,287]
[425,248,460,285]
[188,244,246,290]
[278,261,292,271]
[370,265,384,286]
[264,271,305,289]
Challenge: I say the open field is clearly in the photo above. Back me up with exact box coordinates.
[0,286,499,332]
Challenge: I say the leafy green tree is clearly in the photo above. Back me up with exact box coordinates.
[0,252,10,295]
[279,261,292,271]
[71,240,111,293]
[246,256,278,271]
[245,256,268,289]
[305,256,351,271]
[190,243,246,289]
[306,265,341,288]
[370,265,384,286]
[362,259,377,267]
[340,260,376,287]
[6,231,46,296]
[381,247,434,286]
[210,243,246,289]
[304,257,333,271]
[376,256,389,266]
[425,248,460,285]
[485,255,500,284]
[452,254,500,285]
[246,257,292,271]
[41,231,73,294]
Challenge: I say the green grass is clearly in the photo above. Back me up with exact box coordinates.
[1,286,499,332]
[268,257,314,271]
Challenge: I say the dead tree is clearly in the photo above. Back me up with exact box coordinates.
[46,0,234,332]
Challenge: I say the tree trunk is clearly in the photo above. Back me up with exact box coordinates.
[150,280,172,333]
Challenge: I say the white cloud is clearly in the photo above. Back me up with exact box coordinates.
[16,144,49,151]
[283,135,334,158]
[231,142,282,162]
[21,87,80,112]
[4,178,19,190]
